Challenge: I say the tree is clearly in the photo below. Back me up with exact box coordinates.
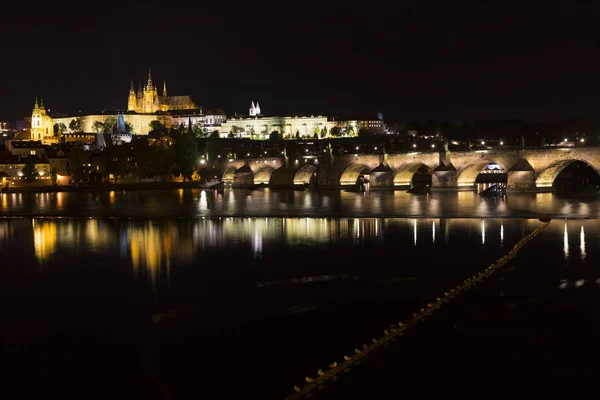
[149,120,168,136]
[93,121,104,133]
[231,126,243,137]
[248,127,255,140]
[321,126,328,138]
[53,123,59,136]
[358,127,370,138]
[192,122,204,137]
[98,144,127,182]
[174,132,198,182]
[269,131,283,141]
[210,130,220,138]
[124,121,133,134]
[228,132,235,138]
[314,126,321,137]
[21,158,37,181]
[295,130,301,139]
[69,117,82,133]
[330,126,342,137]
[50,167,58,185]
[68,142,89,182]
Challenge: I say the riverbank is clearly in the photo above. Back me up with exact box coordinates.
[2,181,216,193]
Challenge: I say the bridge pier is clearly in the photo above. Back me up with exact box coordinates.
[506,159,539,192]
[431,162,459,190]
[370,163,394,187]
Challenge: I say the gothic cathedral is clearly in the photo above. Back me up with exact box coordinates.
[127,69,196,113]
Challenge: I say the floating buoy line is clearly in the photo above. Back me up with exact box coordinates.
[284,220,551,400]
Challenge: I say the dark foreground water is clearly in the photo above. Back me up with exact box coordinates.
[2,215,599,399]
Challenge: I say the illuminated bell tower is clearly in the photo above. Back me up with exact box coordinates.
[127,80,137,111]
[143,68,158,113]
[31,98,43,141]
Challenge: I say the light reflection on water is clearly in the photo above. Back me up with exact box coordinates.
[0,188,600,218]
[20,217,548,286]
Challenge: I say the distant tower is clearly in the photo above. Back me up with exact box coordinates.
[31,98,52,143]
[163,80,167,97]
[31,98,42,140]
[127,80,137,111]
[249,101,261,116]
[143,68,158,113]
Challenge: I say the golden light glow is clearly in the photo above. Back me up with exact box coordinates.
[33,219,57,263]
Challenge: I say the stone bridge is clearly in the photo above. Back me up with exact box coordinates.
[220,147,600,191]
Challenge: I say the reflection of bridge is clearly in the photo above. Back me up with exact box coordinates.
[221,147,600,191]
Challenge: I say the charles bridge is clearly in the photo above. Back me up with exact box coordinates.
[219,146,600,192]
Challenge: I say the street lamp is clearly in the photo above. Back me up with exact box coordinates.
[413,144,417,148]
[500,141,504,145]
[580,138,585,143]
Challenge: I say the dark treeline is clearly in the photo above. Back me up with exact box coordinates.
[388,117,600,145]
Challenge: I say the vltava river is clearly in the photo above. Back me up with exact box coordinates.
[0,187,599,217]
[2,215,599,399]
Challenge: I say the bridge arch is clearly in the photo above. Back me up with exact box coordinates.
[535,159,600,188]
[293,164,319,185]
[340,163,371,186]
[457,159,509,187]
[254,165,276,184]
[393,162,432,186]
[221,165,237,184]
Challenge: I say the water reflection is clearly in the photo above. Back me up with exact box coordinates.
[481,220,486,244]
[580,225,586,260]
[3,188,600,218]
[20,217,600,299]
[413,218,417,246]
[564,221,569,260]
[33,219,57,264]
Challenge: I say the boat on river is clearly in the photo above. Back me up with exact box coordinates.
[479,184,506,197]
[407,184,431,194]
[198,179,224,189]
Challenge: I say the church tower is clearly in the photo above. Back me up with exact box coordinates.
[249,101,261,116]
[31,98,43,141]
[163,80,167,97]
[127,81,137,111]
[143,69,158,113]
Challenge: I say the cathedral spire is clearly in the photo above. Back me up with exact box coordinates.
[130,80,134,92]
[163,80,167,97]
[34,97,39,108]
[147,68,153,89]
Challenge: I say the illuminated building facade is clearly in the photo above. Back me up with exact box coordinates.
[30,98,56,144]
[127,69,196,113]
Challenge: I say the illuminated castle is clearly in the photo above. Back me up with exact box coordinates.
[127,69,196,113]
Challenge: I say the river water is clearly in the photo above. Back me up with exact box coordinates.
[0,185,599,218]
[1,188,600,399]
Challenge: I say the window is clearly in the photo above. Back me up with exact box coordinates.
[30,150,36,155]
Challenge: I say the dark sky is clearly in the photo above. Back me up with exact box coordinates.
[2,1,600,123]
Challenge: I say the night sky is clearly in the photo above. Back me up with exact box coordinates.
[2,1,600,124]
